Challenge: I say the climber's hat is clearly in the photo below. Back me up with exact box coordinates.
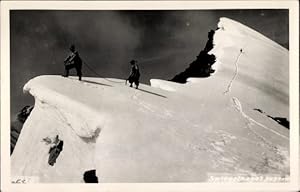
[130,60,137,65]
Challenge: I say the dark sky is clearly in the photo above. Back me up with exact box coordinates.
[10,10,289,118]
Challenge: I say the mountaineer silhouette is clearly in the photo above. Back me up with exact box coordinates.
[63,44,83,81]
[127,60,140,89]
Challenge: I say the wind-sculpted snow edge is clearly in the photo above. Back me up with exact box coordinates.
[218,17,288,54]
[23,76,106,139]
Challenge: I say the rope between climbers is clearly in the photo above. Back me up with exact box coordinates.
[82,61,125,84]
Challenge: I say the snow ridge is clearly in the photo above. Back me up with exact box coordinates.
[24,77,106,139]
[232,97,288,140]
[150,79,177,92]
[218,18,288,54]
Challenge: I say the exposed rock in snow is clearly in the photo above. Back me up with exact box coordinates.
[11,105,34,154]
[170,29,216,83]
[11,17,289,183]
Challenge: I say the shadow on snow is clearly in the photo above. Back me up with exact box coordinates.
[82,79,113,87]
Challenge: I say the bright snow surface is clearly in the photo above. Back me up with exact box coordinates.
[11,18,289,183]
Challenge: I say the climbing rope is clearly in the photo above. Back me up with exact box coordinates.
[82,61,126,84]
[81,55,165,84]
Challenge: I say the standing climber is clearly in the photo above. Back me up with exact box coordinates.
[64,44,83,81]
[127,60,140,89]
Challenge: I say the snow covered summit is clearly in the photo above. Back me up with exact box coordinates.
[11,17,289,183]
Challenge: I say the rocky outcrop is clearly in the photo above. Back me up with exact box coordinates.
[170,30,216,83]
[83,169,99,183]
[11,105,34,154]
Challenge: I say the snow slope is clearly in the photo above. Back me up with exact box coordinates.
[11,17,289,183]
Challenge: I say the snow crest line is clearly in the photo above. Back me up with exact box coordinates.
[219,18,288,54]
[232,97,288,140]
